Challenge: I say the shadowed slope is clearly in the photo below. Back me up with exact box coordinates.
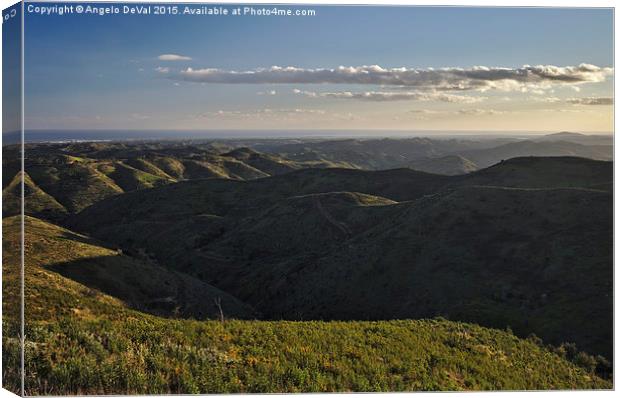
[70,157,613,359]
[3,216,255,320]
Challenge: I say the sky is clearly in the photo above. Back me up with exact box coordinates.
[19,4,614,133]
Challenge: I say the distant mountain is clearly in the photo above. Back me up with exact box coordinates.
[266,137,512,170]
[408,155,479,175]
[458,156,613,190]
[535,132,613,146]
[69,156,613,358]
[459,140,612,169]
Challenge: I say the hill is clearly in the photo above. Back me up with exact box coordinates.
[460,141,612,169]
[6,216,254,320]
[223,147,301,175]
[4,139,613,222]
[2,215,610,393]
[408,155,478,175]
[69,157,613,360]
[2,142,353,221]
[2,171,67,220]
[265,137,500,170]
[458,156,613,190]
[535,132,613,146]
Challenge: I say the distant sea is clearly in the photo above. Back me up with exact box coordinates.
[1,129,610,145]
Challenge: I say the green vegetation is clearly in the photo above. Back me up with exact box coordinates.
[3,171,67,220]
[70,157,613,360]
[11,318,611,395]
[2,138,614,394]
[1,215,610,394]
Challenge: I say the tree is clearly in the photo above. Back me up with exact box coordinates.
[214,297,224,323]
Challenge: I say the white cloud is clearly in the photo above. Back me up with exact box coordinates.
[257,90,277,96]
[409,109,440,114]
[529,96,563,103]
[293,89,485,103]
[457,108,507,116]
[158,54,192,61]
[202,108,326,119]
[531,96,613,105]
[405,108,509,119]
[566,97,613,105]
[195,108,360,122]
[155,66,170,73]
[161,63,611,93]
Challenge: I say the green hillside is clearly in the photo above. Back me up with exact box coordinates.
[2,142,353,221]
[2,171,67,220]
[2,217,610,394]
[2,139,613,394]
[69,157,613,360]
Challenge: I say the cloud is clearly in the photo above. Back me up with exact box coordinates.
[158,54,192,61]
[293,89,484,103]
[155,66,170,73]
[161,64,611,93]
[406,108,508,119]
[257,90,277,96]
[529,96,563,103]
[202,108,326,119]
[457,108,507,116]
[409,109,439,114]
[195,108,360,122]
[566,97,613,105]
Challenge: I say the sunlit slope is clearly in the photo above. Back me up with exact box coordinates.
[2,171,67,220]
[3,143,355,221]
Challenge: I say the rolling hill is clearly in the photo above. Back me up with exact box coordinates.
[2,142,350,221]
[69,157,613,360]
[534,132,613,146]
[263,137,612,171]
[408,155,479,175]
[459,140,612,169]
[2,216,610,394]
[2,138,614,394]
[3,138,613,224]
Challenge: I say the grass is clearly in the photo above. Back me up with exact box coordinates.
[10,317,611,395]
